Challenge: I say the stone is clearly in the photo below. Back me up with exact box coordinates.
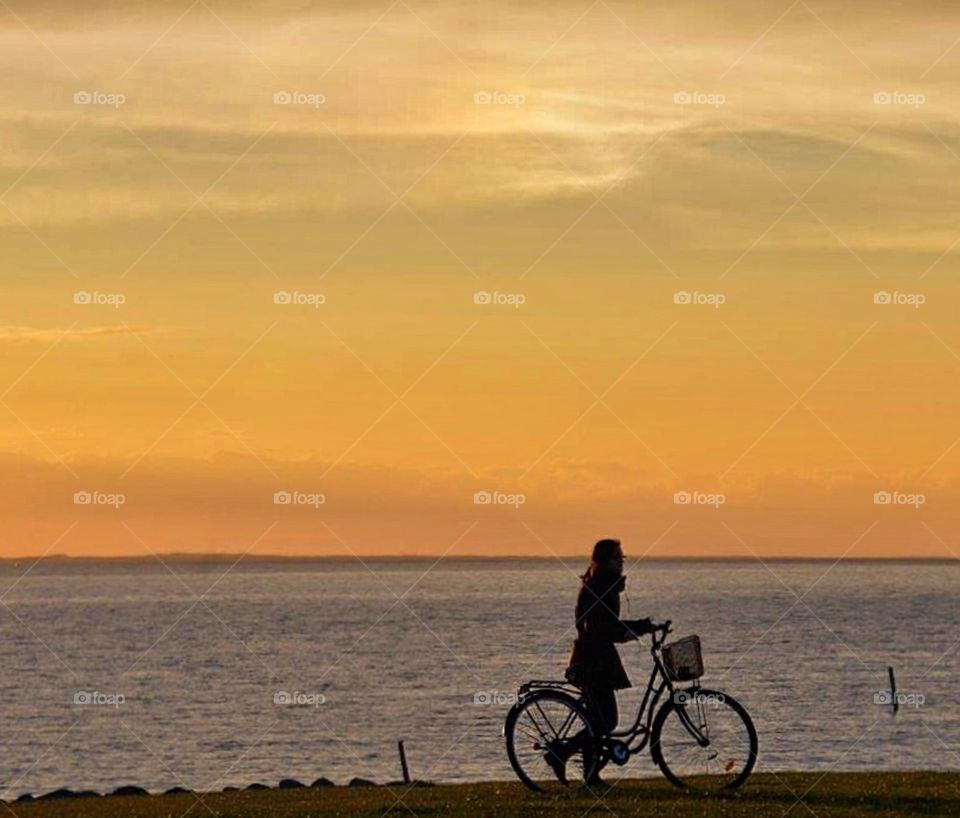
[113,785,149,797]
[278,779,305,789]
[348,777,376,787]
[38,789,78,801]
[310,777,334,788]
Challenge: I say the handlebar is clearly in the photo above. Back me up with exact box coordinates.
[628,619,672,644]
[649,619,672,647]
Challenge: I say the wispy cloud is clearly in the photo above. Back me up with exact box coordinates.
[0,325,155,345]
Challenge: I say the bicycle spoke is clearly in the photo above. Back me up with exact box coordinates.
[523,708,552,742]
[654,691,756,791]
[514,722,543,743]
[556,707,579,740]
[507,692,596,793]
[532,700,560,740]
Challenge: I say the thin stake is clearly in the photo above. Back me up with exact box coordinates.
[888,666,899,715]
[398,740,411,784]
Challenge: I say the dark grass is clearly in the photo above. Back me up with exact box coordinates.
[7,773,960,817]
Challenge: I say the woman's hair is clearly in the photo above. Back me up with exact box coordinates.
[583,538,622,581]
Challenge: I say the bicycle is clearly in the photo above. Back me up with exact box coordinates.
[504,620,758,792]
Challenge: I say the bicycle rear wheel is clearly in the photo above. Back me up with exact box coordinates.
[651,687,757,790]
[505,690,599,793]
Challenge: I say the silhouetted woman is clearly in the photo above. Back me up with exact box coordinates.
[559,538,653,785]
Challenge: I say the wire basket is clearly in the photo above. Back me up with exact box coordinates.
[662,635,703,682]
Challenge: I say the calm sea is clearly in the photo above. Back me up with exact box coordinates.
[0,558,955,796]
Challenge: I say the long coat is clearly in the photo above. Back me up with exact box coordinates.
[565,572,635,691]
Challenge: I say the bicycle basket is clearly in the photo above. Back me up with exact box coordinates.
[662,635,703,682]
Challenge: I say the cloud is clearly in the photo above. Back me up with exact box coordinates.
[0,449,956,557]
[0,325,154,345]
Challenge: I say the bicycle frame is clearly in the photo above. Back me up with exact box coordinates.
[605,626,680,754]
[516,624,708,758]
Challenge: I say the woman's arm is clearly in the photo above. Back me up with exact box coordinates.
[578,587,652,642]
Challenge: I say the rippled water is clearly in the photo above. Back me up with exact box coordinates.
[0,558,955,797]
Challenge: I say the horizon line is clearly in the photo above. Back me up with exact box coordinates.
[0,553,957,564]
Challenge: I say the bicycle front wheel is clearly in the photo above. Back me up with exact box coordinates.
[651,687,757,790]
[505,690,599,793]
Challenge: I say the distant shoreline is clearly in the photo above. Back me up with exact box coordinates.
[0,554,956,564]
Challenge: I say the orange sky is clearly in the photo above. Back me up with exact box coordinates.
[1,0,960,558]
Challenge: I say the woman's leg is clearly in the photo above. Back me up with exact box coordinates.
[581,687,620,784]
[593,687,618,736]
[551,687,603,760]
[586,688,618,781]
[547,687,619,783]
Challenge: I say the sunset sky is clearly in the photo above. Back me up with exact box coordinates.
[2,0,960,557]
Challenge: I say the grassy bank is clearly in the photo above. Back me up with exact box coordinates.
[8,772,958,817]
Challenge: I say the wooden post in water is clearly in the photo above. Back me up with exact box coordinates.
[888,666,898,715]
[398,740,411,784]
